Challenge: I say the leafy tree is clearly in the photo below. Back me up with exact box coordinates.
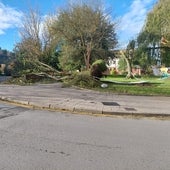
[58,42,83,71]
[145,0,170,38]
[136,0,170,66]
[48,4,117,70]
[134,30,158,73]
[118,57,127,74]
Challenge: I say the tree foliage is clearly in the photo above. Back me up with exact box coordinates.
[145,0,170,38]
[90,59,107,78]
[14,8,60,77]
[48,4,117,70]
[16,8,42,60]
[136,0,170,67]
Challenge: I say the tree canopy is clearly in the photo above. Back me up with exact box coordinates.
[136,0,170,66]
[145,0,170,39]
[13,8,60,78]
[48,4,117,71]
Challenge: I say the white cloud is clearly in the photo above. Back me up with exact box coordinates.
[118,0,156,48]
[0,2,23,35]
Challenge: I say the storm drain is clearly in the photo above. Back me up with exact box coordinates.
[102,102,120,106]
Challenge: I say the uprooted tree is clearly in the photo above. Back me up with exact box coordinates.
[13,2,118,83]
[13,8,61,81]
[119,40,135,79]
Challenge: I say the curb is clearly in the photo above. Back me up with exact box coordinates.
[1,97,170,119]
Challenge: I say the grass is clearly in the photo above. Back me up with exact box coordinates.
[99,75,170,96]
[4,73,170,96]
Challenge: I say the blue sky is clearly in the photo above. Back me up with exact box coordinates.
[0,0,157,51]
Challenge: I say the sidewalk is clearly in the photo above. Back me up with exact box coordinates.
[0,83,170,117]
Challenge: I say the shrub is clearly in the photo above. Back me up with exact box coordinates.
[90,59,107,78]
[68,71,100,88]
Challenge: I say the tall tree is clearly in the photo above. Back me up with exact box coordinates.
[145,0,170,38]
[137,0,170,66]
[136,31,159,68]
[16,8,42,60]
[48,4,117,70]
[14,8,60,77]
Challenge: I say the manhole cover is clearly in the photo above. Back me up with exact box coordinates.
[102,102,120,106]
[124,107,136,111]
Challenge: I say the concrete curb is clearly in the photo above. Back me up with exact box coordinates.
[1,96,170,119]
[0,83,169,118]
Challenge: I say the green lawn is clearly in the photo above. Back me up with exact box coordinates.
[100,75,170,96]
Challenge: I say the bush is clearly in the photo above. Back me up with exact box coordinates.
[90,59,107,78]
[68,71,100,88]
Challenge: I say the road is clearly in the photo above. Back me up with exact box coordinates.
[0,102,170,170]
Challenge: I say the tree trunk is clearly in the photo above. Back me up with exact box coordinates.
[120,51,134,79]
[84,43,91,70]
[126,58,133,79]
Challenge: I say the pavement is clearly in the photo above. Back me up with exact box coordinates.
[0,82,170,118]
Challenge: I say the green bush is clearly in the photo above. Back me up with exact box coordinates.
[90,59,107,78]
[68,71,100,88]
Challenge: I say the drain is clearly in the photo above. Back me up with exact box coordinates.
[102,102,120,106]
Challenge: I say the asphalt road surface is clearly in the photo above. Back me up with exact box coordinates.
[0,102,170,170]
